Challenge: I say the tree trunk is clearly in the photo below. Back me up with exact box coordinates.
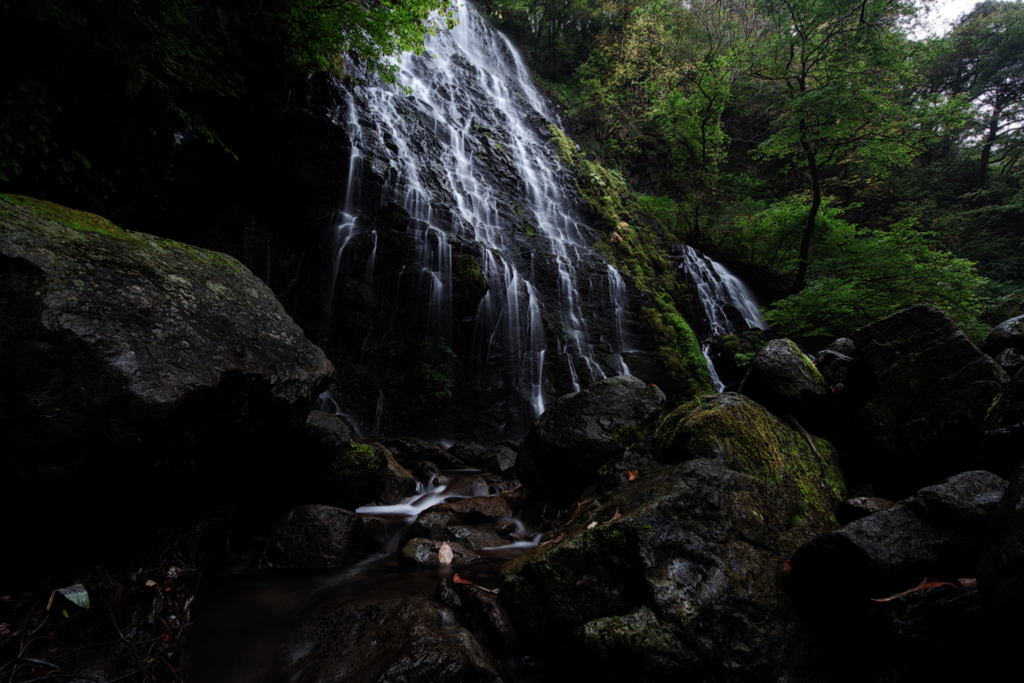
[979,107,1002,185]
[795,127,821,294]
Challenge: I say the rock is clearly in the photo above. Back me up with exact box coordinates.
[791,471,1008,601]
[982,367,1024,476]
[257,505,365,569]
[400,538,479,567]
[0,200,334,464]
[816,337,858,386]
[359,515,389,554]
[481,444,517,479]
[516,375,666,506]
[837,496,894,525]
[437,578,517,654]
[430,495,513,522]
[500,457,831,681]
[306,410,356,446]
[319,441,414,510]
[448,441,487,466]
[644,392,846,543]
[847,304,1009,496]
[979,461,1024,637]
[403,508,509,551]
[995,347,1024,377]
[979,313,1024,357]
[739,338,829,428]
[379,437,465,469]
[287,597,505,683]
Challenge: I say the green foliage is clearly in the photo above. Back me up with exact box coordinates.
[417,337,459,403]
[345,441,380,470]
[763,220,987,338]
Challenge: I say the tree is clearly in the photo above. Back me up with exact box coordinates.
[750,0,955,292]
[929,0,1024,182]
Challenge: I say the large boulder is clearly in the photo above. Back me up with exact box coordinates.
[791,470,1007,601]
[285,597,505,682]
[979,313,1024,357]
[516,375,666,505]
[982,368,1024,477]
[499,393,846,681]
[846,304,1008,496]
[0,196,333,480]
[739,338,829,428]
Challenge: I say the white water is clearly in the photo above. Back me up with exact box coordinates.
[318,2,632,433]
[679,246,766,390]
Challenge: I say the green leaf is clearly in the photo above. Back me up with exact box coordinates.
[57,584,91,610]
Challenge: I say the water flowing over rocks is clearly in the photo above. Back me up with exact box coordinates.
[516,375,667,505]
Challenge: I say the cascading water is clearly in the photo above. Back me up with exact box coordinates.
[679,245,767,391]
[317,2,632,438]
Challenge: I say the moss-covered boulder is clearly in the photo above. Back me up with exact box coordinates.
[739,338,829,429]
[0,195,333,552]
[499,392,845,681]
[516,375,666,506]
[847,305,1009,497]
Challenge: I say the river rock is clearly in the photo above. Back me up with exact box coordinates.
[482,444,517,479]
[837,496,895,525]
[317,440,415,509]
[982,367,1024,476]
[847,304,1009,496]
[0,196,332,465]
[430,495,512,522]
[448,442,487,466]
[816,337,857,386]
[306,410,357,445]
[500,456,833,681]
[979,313,1024,357]
[437,578,517,654]
[400,538,480,567]
[791,470,1008,601]
[379,437,465,469]
[403,508,509,551]
[516,375,666,506]
[739,338,829,429]
[287,597,505,682]
[256,505,365,569]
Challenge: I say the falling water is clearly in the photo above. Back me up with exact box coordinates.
[679,246,766,390]
[319,2,627,435]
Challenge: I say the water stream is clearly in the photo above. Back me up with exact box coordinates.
[679,246,767,390]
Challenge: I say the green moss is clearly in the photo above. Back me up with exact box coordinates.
[547,124,578,167]
[2,194,136,241]
[345,441,380,470]
[453,254,488,309]
[612,425,642,448]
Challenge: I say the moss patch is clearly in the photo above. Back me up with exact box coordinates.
[2,194,136,242]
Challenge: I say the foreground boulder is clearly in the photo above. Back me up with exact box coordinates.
[979,462,1024,637]
[285,597,505,682]
[739,338,829,428]
[0,196,333,482]
[257,505,378,569]
[792,470,1007,601]
[500,393,845,681]
[846,305,1008,496]
[516,375,666,505]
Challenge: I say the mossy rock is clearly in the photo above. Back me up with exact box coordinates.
[739,338,829,429]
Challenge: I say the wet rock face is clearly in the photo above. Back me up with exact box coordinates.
[847,304,1009,496]
[288,597,505,683]
[400,538,480,567]
[979,462,1024,632]
[791,471,1008,601]
[499,459,829,681]
[739,338,829,429]
[437,578,517,654]
[516,376,666,506]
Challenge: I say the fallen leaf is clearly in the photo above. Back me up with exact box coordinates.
[784,560,791,572]
[603,509,621,524]
[587,521,598,529]
[453,574,473,585]
[145,580,157,588]
[541,534,566,546]
[0,623,10,635]
[627,470,638,481]
[871,579,956,602]
[958,578,977,588]
[438,541,454,565]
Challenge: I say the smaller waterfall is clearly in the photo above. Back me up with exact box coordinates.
[679,246,766,391]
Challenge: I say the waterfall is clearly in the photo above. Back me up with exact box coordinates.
[318,2,629,438]
[679,246,766,391]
